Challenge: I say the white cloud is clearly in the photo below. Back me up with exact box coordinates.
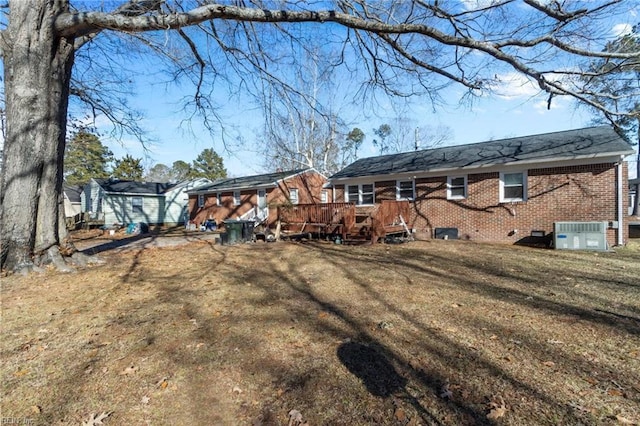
[489,72,540,100]
[612,23,633,38]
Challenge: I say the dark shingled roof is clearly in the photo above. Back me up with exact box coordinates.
[63,184,83,203]
[191,169,309,193]
[330,126,634,180]
[95,179,177,195]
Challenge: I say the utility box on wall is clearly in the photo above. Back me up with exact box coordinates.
[554,221,608,251]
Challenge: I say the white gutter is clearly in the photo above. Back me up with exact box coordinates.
[617,160,624,246]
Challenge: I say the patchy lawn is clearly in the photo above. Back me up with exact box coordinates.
[2,238,639,425]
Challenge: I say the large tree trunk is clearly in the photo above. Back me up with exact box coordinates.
[1,0,75,272]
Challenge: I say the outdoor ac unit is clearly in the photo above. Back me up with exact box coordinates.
[554,221,608,251]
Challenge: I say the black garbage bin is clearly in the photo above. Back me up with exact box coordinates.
[223,220,244,244]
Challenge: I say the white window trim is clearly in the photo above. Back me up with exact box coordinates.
[233,190,241,206]
[216,193,221,206]
[447,175,468,200]
[289,188,299,205]
[345,183,375,205]
[321,189,328,203]
[198,194,205,208]
[396,180,415,201]
[500,171,528,202]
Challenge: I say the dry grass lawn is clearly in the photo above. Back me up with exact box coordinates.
[2,237,640,425]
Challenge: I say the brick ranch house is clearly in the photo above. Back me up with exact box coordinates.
[327,126,635,247]
[187,168,329,228]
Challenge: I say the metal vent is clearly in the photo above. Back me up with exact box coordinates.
[555,222,606,234]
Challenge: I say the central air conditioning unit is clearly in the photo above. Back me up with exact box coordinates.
[554,221,608,251]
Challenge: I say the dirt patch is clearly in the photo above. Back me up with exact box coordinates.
[2,239,639,425]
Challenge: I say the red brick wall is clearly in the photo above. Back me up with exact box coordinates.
[409,163,624,246]
[188,171,329,228]
[333,162,627,246]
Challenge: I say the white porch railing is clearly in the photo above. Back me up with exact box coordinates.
[239,206,269,224]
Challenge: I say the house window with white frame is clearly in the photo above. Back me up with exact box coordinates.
[289,188,299,205]
[500,171,527,202]
[132,196,143,213]
[321,189,328,203]
[346,183,375,205]
[198,194,205,208]
[447,176,467,200]
[216,193,221,206]
[233,191,241,206]
[396,180,414,200]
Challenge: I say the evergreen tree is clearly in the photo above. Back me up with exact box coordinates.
[190,149,227,180]
[171,160,193,181]
[112,155,144,180]
[64,130,113,185]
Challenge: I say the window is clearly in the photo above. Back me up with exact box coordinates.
[289,188,299,205]
[396,180,414,200]
[500,171,527,202]
[233,191,241,206]
[216,193,221,206]
[447,176,467,200]
[132,196,143,213]
[346,185,359,204]
[321,190,328,203]
[345,183,375,205]
[198,194,205,208]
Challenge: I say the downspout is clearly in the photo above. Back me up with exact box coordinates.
[332,184,336,203]
[617,159,624,246]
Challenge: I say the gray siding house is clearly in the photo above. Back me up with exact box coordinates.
[82,178,210,226]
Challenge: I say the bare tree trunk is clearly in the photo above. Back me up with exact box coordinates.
[1,0,75,272]
[633,119,640,217]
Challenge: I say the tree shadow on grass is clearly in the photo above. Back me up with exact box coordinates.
[337,341,407,397]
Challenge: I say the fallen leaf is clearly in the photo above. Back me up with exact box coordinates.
[120,365,138,375]
[543,361,556,367]
[288,409,306,426]
[156,377,168,388]
[615,415,636,424]
[395,407,407,423]
[82,411,112,426]
[487,396,507,420]
[440,383,453,399]
[608,388,624,397]
[141,396,150,404]
[232,386,243,394]
[31,405,42,414]
[14,369,29,377]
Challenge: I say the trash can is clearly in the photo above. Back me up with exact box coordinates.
[223,219,255,244]
[241,220,255,241]
[223,220,244,245]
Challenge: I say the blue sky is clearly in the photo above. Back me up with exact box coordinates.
[102,78,633,178]
[79,2,638,179]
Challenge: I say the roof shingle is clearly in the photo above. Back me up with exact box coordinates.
[330,126,633,180]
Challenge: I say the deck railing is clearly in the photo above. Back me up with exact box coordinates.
[278,203,355,230]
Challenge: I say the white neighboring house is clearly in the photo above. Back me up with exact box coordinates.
[82,178,211,226]
[63,184,84,218]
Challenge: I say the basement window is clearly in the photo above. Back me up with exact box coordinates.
[233,191,241,206]
[198,194,205,208]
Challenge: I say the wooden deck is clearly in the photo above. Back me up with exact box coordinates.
[277,201,412,243]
